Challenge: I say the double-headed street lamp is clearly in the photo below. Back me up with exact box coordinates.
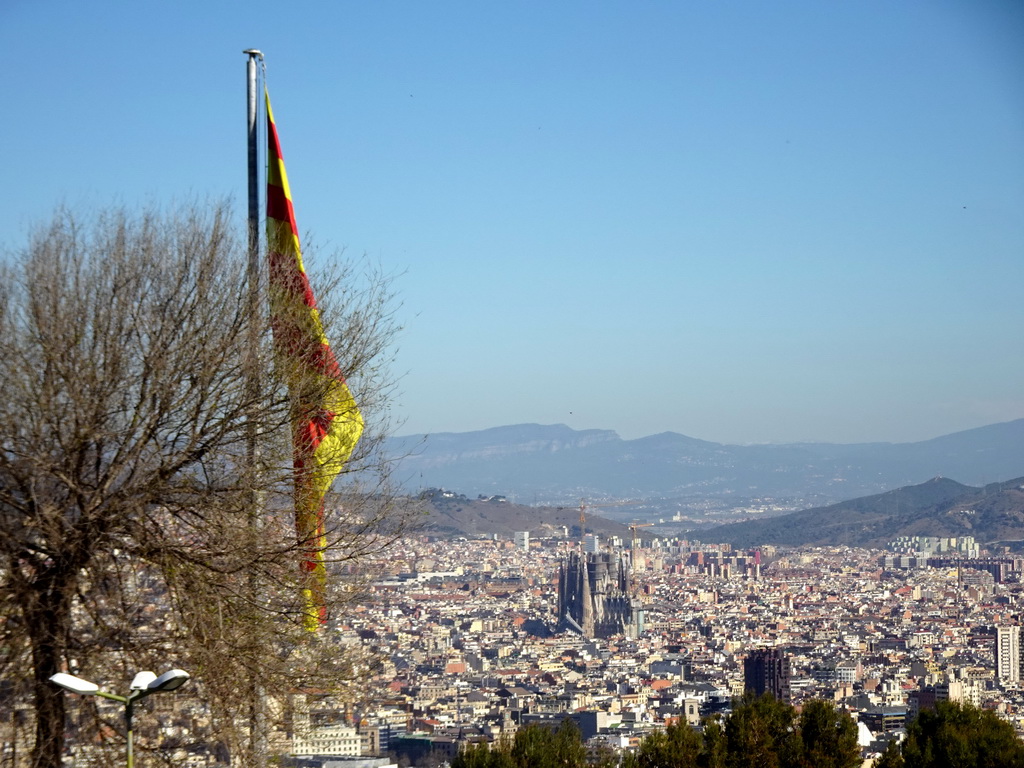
[50,669,190,768]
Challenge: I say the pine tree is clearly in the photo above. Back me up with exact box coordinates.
[795,699,861,768]
[901,700,1024,768]
[631,720,702,768]
[873,740,904,768]
[698,716,727,768]
[725,692,799,768]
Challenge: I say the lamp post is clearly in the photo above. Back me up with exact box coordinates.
[50,669,189,768]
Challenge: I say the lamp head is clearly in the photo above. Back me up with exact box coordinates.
[50,673,99,695]
[130,671,158,691]
[149,669,190,692]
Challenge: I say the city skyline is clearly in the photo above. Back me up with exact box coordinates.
[2,2,1023,445]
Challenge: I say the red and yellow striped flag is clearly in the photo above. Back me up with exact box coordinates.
[265,88,364,630]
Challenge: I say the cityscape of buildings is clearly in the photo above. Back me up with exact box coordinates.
[10,528,1024,767]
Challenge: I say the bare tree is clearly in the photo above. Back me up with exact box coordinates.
[0,203,404,768]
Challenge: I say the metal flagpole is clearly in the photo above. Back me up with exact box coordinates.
[243,47,268,768]
[245,49,262,320]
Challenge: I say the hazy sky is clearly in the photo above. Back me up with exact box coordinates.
[2,1,1022,445]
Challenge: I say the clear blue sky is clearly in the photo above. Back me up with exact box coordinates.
[2,1,1022,445]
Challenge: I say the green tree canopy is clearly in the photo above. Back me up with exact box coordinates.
[698,716,727,768]
[794,699,861,768]
[725,692,800,768]
[455,740,515,768]
[510,724,560,768]
[453,721,589,768]
[901,700,1024,768]
[627,720,702,768]
[454,699,1024,768]
[873,740,905,768]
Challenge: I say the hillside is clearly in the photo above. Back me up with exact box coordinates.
[690,476,1024,549]
[409,489,633,540]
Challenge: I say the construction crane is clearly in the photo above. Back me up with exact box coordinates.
[627,522,654,551]
[576,498,635,530]
[575,498,634,551]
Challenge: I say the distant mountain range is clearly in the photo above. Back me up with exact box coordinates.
[386,419,1024,506]
[688,476,1024,550]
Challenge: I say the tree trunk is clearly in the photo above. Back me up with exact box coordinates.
[25,572,72,768]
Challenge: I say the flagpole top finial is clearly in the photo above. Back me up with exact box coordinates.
[243,49,263,59]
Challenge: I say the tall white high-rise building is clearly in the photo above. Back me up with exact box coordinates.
[995,625,1020,683]
[583,534,600,553]
[513,531,530,551]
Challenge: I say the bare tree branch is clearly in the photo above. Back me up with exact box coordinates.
[0,202,408,768]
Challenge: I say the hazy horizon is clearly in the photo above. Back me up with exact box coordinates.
[394,415,1024,447]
